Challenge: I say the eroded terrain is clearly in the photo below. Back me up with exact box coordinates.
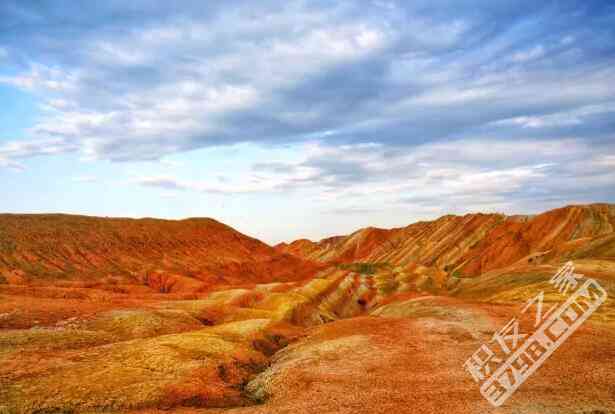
[1,204,614,413]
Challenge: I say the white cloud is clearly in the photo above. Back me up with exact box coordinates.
[0,156,25,171]
[410,85,499,106]
[0,138,79,159]
[133,138,614,215]
[592,154,615,168]
[493,102,615,128]
[136,174,294,194]
[512,45,545,62]
[0,64,76,92]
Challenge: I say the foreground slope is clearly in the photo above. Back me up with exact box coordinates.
[3,263,613,414]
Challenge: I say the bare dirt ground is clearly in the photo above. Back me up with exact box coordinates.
[131,297,615,414]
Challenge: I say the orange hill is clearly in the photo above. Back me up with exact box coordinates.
[276,203,615,276]
[0,214,321,291]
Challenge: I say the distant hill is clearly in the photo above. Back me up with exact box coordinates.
[0,214,321,291]
[276,203,615,277]
[3,204,612,295]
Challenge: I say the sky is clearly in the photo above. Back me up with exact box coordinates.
[1,0,615,244]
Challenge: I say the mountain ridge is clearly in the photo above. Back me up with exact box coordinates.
[0,213,322,290]
[275,203,615,276]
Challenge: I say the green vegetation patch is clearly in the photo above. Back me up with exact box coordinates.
[337,262,391,275]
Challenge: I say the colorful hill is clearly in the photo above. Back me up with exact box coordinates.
[0,214,321,290]
[276,203,615,276]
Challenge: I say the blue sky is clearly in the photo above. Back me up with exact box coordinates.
[1,0,615,244]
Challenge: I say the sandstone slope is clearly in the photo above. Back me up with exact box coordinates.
[0,214,321,290]
[276,203,615,277]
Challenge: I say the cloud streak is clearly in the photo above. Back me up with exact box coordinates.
[135,137,615,216]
